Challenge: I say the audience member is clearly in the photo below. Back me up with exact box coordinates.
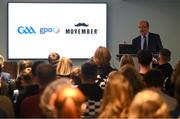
[20,63,56,117]
[119,54,135,68]
[92,46,116,89]
[157,48,173,77]
[128,89,169,118]
[144,69,177,112]
[56,56,73,78]
[40,78,70,117]
[99,71,133,118]
[137,49,152,77]
[16,60,32,80]
[119,64,145,96]
[0,95,15,118]
[70,67,81,85]
[93,46,116,79]
[157,48,174,96]
[13,67,39,117]
[48,52,60,68]
[51,85,85,118]
[171,60,180,117]
[78,61,103,117]
[14,61,43,102]
[0,54,12,82]
[171,60,180,83]
[15,60,33,93]
[144,69,164,88]
[0,54,13,96]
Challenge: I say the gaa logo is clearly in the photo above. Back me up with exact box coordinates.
[17,26,36,34]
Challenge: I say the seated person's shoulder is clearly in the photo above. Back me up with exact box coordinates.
[1,72,11,80]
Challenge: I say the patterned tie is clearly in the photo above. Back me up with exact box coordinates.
[143,36,147,50]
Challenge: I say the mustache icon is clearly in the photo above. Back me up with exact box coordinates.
[74,23,89,27]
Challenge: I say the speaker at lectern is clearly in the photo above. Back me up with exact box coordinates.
[116,44,137,59]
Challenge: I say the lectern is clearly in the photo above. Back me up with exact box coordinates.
[116,44,139,70]
[116,44,137,60]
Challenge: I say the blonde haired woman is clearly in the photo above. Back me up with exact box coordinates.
[98,71,133,118]
[128,89,170,118]
[93,46,111,67]
[119,54,134,68]
[93,46,116,79]
[56,57,73,78]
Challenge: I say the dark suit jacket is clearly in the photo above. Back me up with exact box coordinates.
[132,32,163,54]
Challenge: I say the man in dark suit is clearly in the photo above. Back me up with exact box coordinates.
[132,20,163,54]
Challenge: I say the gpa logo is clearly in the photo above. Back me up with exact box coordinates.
[40,27,60,34]
[17,26,36,34]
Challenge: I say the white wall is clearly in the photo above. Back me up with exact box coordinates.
[0,0,180,67]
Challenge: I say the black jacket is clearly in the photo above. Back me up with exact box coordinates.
[132,32,163,54]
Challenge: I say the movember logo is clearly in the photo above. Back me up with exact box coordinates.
[65,23,98,35]
[74,23,89,27]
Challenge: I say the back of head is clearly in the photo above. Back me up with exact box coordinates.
[106,71,133,103]
[137,50,152,66]
[119,64,145,96]
[40,78,71,117]
[41,83,85,118]
[70,67,81,85]
[48,52,60,65]
[81,61,97,81]
[54,85,85,118]
[31,61,44,77]
[36,63,56,87]
[56,57,73,77]
[128,89,169,118]
[159,48,171,63]
[93,46,111,67]
[144,69,164,88]
[99,71,133,118]
[119,54,135,68]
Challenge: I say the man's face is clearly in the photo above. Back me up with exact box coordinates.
[138,21,149,36]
